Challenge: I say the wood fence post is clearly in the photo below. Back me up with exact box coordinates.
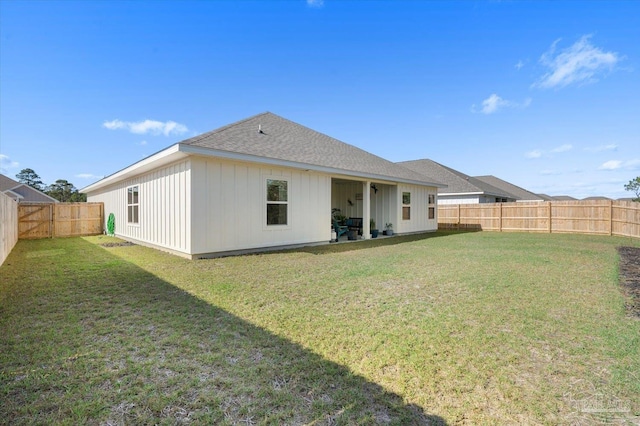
[499,203,503,232]
[609,199,613,236]
[50,204,55,238]
[548,201,552,233]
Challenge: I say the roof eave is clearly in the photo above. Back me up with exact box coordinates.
[180,144,446,188]
[439,191,516,198]
[82,143,447,194]
[80,144,187,193]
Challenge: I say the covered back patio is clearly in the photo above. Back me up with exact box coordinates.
[331,177,398,241]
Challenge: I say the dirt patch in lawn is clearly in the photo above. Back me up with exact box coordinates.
[618,246,640,318]
[100,241,136,248]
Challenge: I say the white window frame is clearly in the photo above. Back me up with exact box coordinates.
[127,185,140,225]
[265,177,290,228]
[402,191,411,221]
[428,193,436,220]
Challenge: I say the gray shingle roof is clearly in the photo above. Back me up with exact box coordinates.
[582,196,611,201]
[536,193,554,201]
[0,173,20,192]
[397,159,513,198]
[474,175,544,201]
[0,173,58,203]
[181,112,442,186]
[552,195,578,201]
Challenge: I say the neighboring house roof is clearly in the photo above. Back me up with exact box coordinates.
[0,173,20,192]
[0,173,58,203]
[536,193,555,201]
[582,196,611,201]
[398,159,514,199]
[2,189,22,201]
[551,195,578,201]
[474,175,544,202]
[82,112,446,193]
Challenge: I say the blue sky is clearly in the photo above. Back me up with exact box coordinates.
[1,0,638,199]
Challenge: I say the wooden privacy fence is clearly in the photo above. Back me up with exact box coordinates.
[1,192,18,266]
[18,202,104,239]
[438,200,640,238]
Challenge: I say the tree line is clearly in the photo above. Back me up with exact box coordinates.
[625,177,640,202]
[15,168,87,202]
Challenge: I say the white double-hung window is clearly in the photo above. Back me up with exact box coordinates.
[266,179,288,226]
[127,185,139,224]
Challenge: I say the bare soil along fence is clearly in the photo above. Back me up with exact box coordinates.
[438,200,639,238]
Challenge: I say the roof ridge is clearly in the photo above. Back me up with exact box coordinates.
[181,111,272,146]
[474,175,542,200]
[266,115,440,183]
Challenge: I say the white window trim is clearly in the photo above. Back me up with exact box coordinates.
[402,191,411,221]
[127,185,140,226]
[264,176,291,230]
[428,193,436,220]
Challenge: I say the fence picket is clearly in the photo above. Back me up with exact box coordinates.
[438,200,639,238]
[18,203,104,239]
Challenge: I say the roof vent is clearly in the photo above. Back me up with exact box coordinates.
[258,124,264,134]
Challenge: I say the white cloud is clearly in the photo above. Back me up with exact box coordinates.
[102,119,188,136]
[585,144,618,152]
[599,160,622,170]
[472,94,531,115]
[138,140,148,146]
[307,0,324,7]
[515,60,525,70]
[534,35,622,89]
[551,144,573,153]
[526,144,574,159]
[75,173,102,180]
[597,159,639,171]
[480,94,508,114]
[0,154,19,173]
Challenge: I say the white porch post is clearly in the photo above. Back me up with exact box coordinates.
[363,181,370,239]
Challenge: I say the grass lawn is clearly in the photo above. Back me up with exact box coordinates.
[1,231,639,425]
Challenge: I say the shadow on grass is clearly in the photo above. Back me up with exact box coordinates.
[275,230,479,256]
[0,238,447,425]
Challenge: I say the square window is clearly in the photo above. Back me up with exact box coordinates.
[267,204,288,225]
[402,206,411,220]
[267,180,287,202]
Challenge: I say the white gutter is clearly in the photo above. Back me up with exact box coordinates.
[80,144,187,193]
[180,145,446,188]
[82,143,446,193]
[439,192,484,196]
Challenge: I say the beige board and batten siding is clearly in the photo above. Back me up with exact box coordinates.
[190,156,331,256]
[438,195,483,205]
[87,159,191,255]
[396,184,438,234]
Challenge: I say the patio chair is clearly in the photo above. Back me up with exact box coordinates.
[333,220,349,241]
